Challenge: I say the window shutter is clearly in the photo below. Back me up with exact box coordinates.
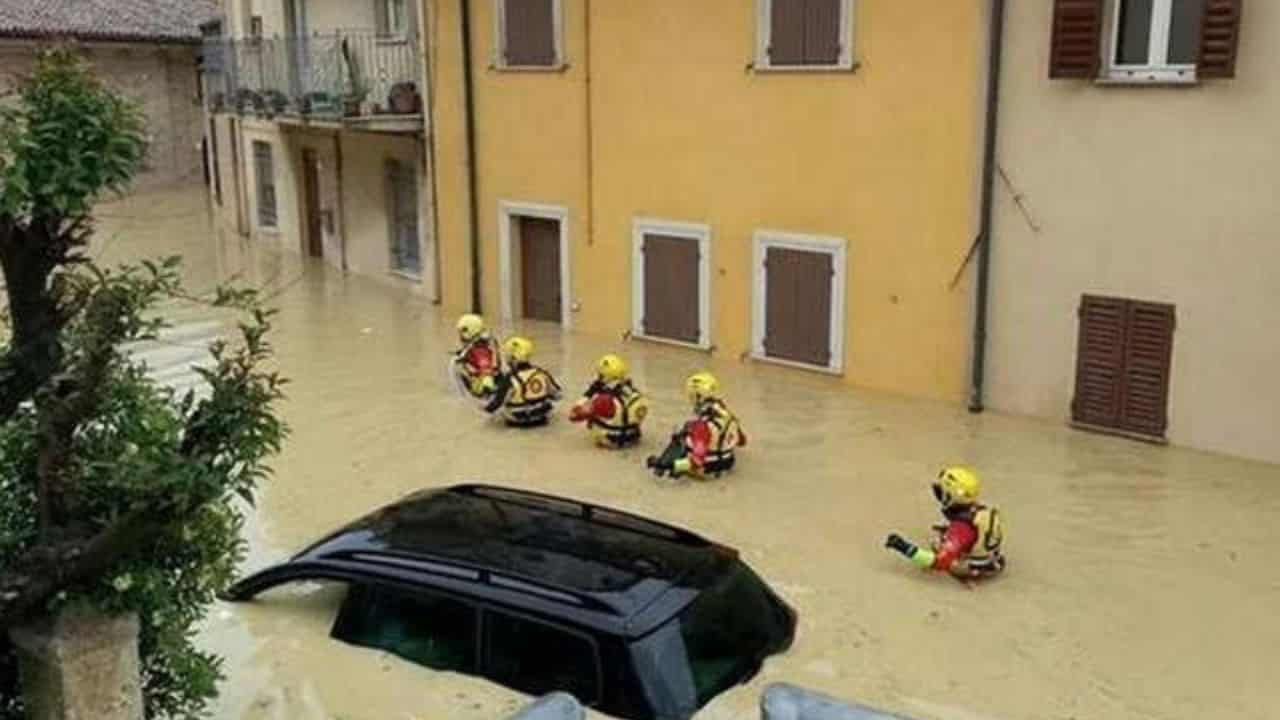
[1048,0,1104,78]
[1118,301,1175,437]
[1072,295,1126,428]
[504,0,556,67]
[768,0,806,66]
[803,0,842,65]
[1197,0,1244,78]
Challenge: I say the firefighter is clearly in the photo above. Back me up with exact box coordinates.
[485,337,561,427]
[885,466,1007,581]
[647,371,746,479]
[568,354,649,448]
[451,313,501,400]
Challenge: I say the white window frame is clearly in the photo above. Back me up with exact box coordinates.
[498,201,572,328]
[631,218,712,351]
[751,230,847,374]
[377,0,410,40]
[1103,0,1198,84]
[493,0,567,71]
[754,0,857,72]
[251,139,278,232]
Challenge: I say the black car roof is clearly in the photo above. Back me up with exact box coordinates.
[224,485,738,637]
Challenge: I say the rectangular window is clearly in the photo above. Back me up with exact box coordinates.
[496,0,562,69]
[756,0,855,70]
[751,231,847,373]
[377,0,409,38]
[1073,295,1176,440]
[330,585,478,673]
[483,611,600,704]
[249,15,263,39]
[386,158,421,276]
[632,219,711,349]
[1108,0,1203,81]
[252,141,277,229]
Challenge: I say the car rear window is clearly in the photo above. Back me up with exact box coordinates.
[484,611,601,704]
[330,584,478,672]
[678,564,791,705]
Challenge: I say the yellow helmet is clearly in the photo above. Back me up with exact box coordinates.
[597,354,628,383]
[685,371,720,404]
[503,336,534,364]
[933,466,981,508]
[456,313,485,342]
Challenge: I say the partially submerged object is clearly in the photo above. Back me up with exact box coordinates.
[223,484,797,720]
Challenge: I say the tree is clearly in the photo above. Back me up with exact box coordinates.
[0,50,287,717]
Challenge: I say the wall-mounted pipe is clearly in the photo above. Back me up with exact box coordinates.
[968,0,1006,414]
[461,0,482,312]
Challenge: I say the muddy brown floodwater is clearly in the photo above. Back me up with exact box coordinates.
[90,188,1280,720]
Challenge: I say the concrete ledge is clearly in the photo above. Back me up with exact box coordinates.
[507,693,585,720]
[762,684,912,720]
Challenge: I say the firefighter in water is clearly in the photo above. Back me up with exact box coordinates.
[647,371,746,479]
[568,354,649,448]
[485,337,562,427]
[451,314,501,400]
[885,466,1007,581]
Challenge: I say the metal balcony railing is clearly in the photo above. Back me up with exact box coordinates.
[204,31,423,122]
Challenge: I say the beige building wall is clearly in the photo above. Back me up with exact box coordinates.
[987,2,1280,463]
[0,43,204,193]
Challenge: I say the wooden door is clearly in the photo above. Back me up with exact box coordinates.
[519,217,561,323]
[302,149,323,258]
[641,234,700,344]
[1073,295,1175,439]
[763,246,834,367]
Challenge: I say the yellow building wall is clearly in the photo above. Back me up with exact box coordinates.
[428,0,983,400]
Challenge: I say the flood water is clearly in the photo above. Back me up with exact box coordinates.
[93,188,1280,720]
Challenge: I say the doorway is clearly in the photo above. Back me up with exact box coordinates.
[519,217,561,322]
[302,148,323,258]
[499,202,569,327]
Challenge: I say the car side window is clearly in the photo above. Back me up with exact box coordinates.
[330,584,478,672]
[483,611,601,704]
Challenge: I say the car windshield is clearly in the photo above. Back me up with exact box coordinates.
[677,563,791,705]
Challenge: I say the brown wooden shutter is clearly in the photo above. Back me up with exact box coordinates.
[768,0,806,66]
[803,0,842,65]
[1197,0,1244,78]
[504,0,556,67]
[1072,295,1126,428]
[1118,301,1175,437]
[764,247,834,367]
[1048,0,1104,78]
[642,235,701,344]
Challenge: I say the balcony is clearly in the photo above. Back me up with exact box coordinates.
[204,31,424,133]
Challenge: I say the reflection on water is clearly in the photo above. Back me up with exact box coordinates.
[94,188,1280,720]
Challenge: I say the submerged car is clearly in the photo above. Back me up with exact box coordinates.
[223,484,796,720]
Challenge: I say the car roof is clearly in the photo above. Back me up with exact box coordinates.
[224,484,738,638]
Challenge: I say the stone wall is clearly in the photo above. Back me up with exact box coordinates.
[0,42,205,193]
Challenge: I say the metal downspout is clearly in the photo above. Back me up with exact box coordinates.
[969,0,1006,413]
[461,0,482,312]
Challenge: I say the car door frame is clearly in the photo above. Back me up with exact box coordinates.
[479,605,606,708]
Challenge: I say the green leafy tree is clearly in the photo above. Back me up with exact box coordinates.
[0,50,287,718]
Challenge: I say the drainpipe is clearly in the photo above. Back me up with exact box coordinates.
[968,0,1005,414]
[461,0,482,313]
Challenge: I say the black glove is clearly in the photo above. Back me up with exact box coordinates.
[885,533,918,558]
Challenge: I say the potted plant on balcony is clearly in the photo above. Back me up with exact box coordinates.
[261,89,289,117]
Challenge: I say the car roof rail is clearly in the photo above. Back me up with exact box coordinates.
[344,550,628,616]
[455,484,712,547]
